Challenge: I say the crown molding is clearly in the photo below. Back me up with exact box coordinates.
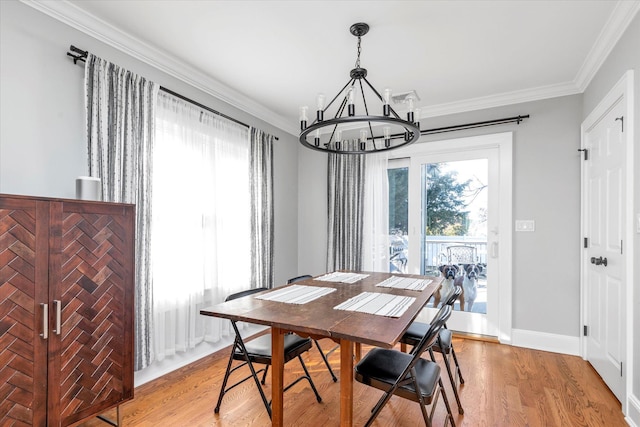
[418,81,581,119]
[574,0,640,91]
[21,0,298,136]
[20,0,639,137]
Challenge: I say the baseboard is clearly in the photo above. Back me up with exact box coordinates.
[134,325,267,387]
[627,394,640,427]
[511,328,580,356]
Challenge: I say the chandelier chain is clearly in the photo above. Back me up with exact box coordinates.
[355,35,362,68]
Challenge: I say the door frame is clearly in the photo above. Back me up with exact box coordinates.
[388,132,513,343]
[580,70,634,413]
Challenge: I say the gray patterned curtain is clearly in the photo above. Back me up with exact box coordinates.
[250,128,274,289]
[327,153,365,271]
[85,54,158,370]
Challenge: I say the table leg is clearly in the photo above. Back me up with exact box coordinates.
[271,327,285,426]
[340,339,353,427]
[354,342,362,362]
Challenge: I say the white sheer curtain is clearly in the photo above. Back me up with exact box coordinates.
[362,153,390,272]
[152,91,251,360]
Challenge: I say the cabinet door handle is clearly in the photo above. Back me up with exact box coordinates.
[53,300,62,335]
[40,303,48,339]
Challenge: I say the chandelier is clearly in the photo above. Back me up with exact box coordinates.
[299,23,421,154]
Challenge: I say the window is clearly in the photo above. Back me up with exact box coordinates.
[151,91,251,359]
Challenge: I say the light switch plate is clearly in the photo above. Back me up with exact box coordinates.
[515,220,535,232]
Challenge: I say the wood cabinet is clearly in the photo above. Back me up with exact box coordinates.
[1,194,135,426]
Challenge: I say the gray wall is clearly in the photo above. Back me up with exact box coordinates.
[583,12,640,411]
[0,0,300,286]
[297,95,584,338]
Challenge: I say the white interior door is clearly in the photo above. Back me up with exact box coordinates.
[583,96,626,403]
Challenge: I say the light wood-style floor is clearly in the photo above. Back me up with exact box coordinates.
[81,336,626,426]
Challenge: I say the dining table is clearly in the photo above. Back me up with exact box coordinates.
[200,271,442,427]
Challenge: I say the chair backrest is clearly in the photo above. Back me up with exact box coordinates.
[410,305,452,357]
[225,287,269,302]
[447,245,477,265]
[287,275,312,284]
[444,286,463,307]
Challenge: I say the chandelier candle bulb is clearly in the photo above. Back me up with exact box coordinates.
[316,93,325,121]
[383,88,392,116]
[360,129,368,151]
[347,87,355,116]
[314,129,321,147]
[299,106,308,130]
[414,108,421,127]
[383,126,391,148]
[407,97,415,122]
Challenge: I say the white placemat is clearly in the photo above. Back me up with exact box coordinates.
[255,284,336,304]
[375,276,432,291]
[314,271,369,284]
[334,292,416,318]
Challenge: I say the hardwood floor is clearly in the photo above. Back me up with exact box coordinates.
[80,337,626,426]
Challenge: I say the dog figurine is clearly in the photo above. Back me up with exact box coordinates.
[432,264,459,308]
[455,263,483,311]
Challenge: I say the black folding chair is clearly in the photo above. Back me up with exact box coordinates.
[214,287,322,418]
[355,305,456,426]
[401,286,465,414]
[287,275,338,382]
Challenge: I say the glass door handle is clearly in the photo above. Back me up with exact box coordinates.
[491,242,498,258]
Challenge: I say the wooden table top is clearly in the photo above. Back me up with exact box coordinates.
[200,271,442,348]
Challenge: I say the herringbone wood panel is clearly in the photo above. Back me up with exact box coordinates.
[2,196,134,426]
[0,206,37,426]
[56,210,127,422]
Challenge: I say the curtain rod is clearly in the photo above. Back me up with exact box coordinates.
[383,114,529,142]
[420,115,530,136]
[159,86,268,134]
[67,45,278,140]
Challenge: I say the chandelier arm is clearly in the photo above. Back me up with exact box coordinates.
[334,96,349,120]
[328,95,351,146]
[323,79,356,119]
[328,123,339,147]
[358,79,369,116]
[361,77,402,120]
[357,79,379,150]
[367,120,378,150]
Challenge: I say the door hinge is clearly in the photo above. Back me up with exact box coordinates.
[577,148,588,160]
[621,240,623,254]
[583,325,588,336]
[620,362,623,376]
[615,116,624,132]
[584,237,588,248]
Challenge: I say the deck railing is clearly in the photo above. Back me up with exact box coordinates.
[423,236,487,275]
[389,235,487,275]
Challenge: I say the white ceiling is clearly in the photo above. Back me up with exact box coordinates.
[30,0,640,135]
